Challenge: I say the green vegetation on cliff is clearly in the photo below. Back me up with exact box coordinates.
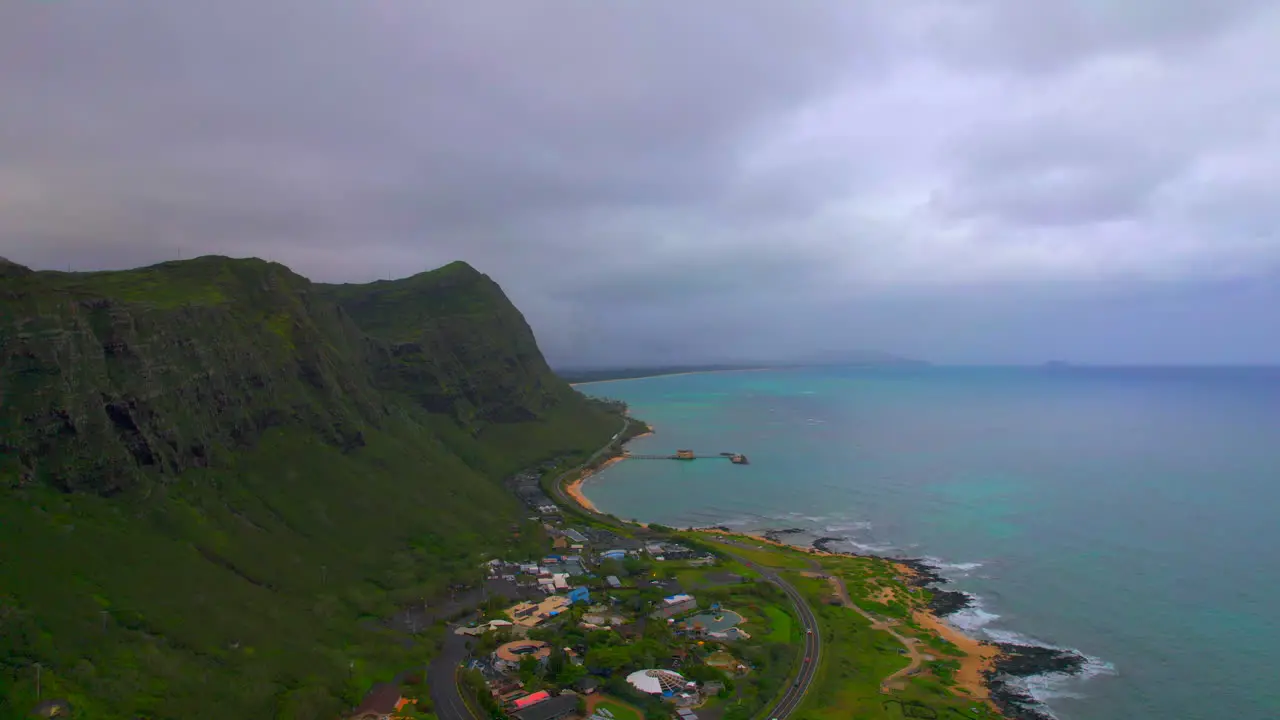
[0,256,620,719]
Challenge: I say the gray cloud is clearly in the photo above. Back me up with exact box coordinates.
[3,1,1279,365]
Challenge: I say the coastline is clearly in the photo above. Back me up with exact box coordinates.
[676,528,1002,707]
[619,519,1085,719]
[563,429,655,513]
[569,367,776,387]
[564,456,623,513]
[552,430,1085,720]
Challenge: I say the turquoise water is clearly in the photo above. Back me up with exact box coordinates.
[579,367,1280,720]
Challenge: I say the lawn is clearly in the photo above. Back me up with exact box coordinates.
[694,539,813,570]
[588,695,645,720]
[761,604,793,644]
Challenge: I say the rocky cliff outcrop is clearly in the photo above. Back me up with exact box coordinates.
[317,261,564,427]
[0,256,569,495]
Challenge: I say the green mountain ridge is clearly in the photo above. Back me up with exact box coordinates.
[0,256,620,719]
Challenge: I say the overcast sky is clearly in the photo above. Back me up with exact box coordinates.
[3,1,1279,366]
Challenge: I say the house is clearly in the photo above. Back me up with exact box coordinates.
[574,676,601,694]
[348,683,416,720]
[601,549,628,561]
[512,690,551,710]
[653,594,697,619]
[511,694,579,720]
[567,587,591,604]
[660,544,696,560]
[565,528,589,544]
[606,575,622,589]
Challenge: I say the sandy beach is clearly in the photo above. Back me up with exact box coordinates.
[564,455,625,513]
[913,610,999,699]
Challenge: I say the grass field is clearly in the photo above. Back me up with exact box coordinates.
[589,696,645,720]
[694,538,813,570]
[761,604,794,643]
[785,572,1004,720]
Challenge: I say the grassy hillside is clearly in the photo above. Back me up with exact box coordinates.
[0,256,619,719]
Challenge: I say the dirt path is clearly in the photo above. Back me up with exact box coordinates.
[821,567,925,693]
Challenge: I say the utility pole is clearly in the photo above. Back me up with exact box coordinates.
[101,610,108,632]
[34,663,41,702]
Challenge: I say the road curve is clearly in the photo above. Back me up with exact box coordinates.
[546,417,630,514]
[429,623,480,720]
[716,540,821,719]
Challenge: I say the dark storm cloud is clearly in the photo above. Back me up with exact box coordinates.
[3,1,1279,364]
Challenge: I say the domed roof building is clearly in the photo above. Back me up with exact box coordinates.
[626,668,692,696]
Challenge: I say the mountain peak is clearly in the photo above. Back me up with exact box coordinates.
[0,256,32,276]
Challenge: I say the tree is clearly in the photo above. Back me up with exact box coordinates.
[554,663,587,686]
[584,647,630,673]
[547,647,567,677]
[599,559,624,578]
[518,655,541,683]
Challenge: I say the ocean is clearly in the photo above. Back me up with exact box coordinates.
[577,366,1280,720]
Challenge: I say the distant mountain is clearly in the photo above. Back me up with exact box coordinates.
[556,363,764,383]
[557,353,927,383]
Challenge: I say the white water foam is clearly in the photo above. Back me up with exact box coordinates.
[913,561,1115,716]
[829,538,897,554]
[919,556,984,574]
[947,595,1001,633]
[981,627,1117,709]
[822,521,872,533]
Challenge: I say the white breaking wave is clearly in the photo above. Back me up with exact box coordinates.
[947,596,1000,633]
[830,538,896,554]
[981,627,1117,710]
[822,521,872,533]
[919,556,984,574]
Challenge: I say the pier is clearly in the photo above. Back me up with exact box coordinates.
[623,449,750,464]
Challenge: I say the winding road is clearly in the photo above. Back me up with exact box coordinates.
[714,540,822,719]
[429,625,480,720]
[546,416,631,514]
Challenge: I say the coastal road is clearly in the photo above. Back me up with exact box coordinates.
[546,416,630,514]
[715,540,822,719]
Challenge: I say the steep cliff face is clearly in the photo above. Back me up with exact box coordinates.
[317,261,563,427]
[1,257,384,494]
[0,257,577,495]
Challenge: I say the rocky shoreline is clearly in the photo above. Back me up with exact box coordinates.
[985,644,1088,719]
[811,537,1088,719]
